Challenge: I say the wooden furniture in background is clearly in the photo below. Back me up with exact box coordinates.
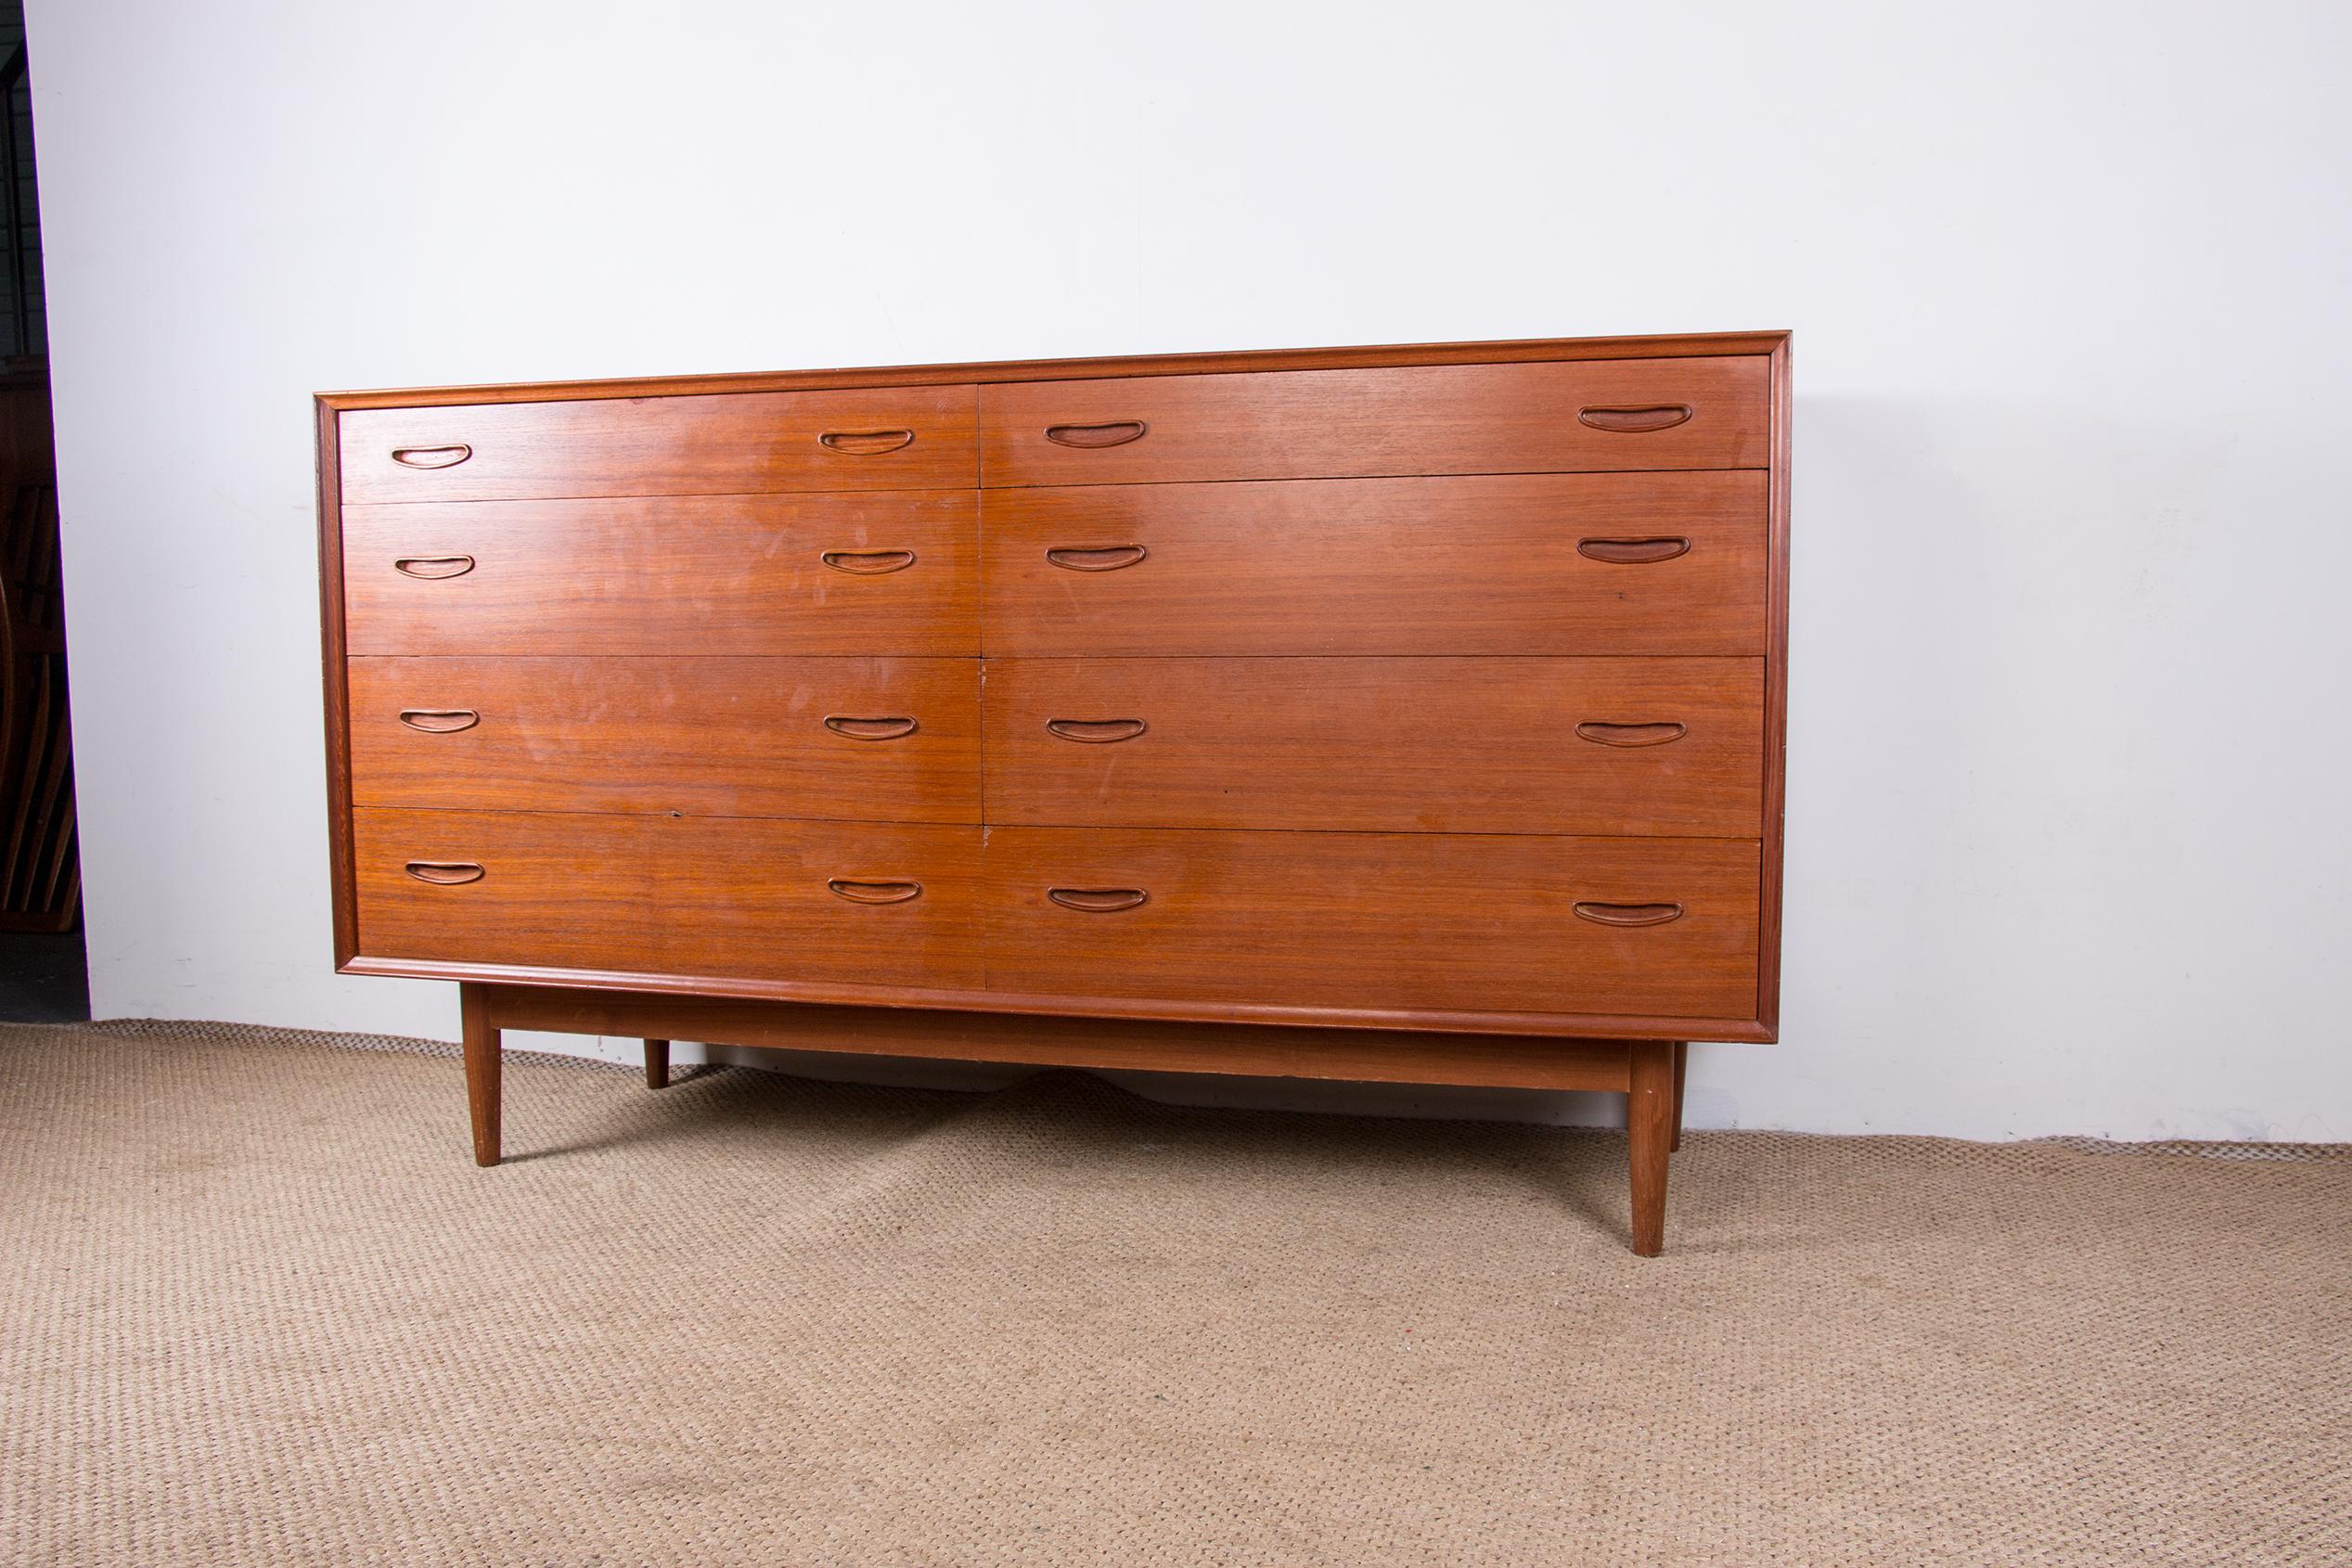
[316,332,1792,1255]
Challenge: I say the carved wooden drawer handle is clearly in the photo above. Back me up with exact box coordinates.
[1576,405,1692,433]
[824,715,919,741]
[1573,901,1684,927]
[1047,887,1148,912]
[828,879,923,905]
[820,548,917,575]
[1044,420,1148,449]
[399,709,481,734]
[1574,722,1686,748]
[1045,545,1148,572]
[392,555,477,579]
[819,429,916,456]
[405,861,485,885]
[390,444,473,469]
[1576,537,1690,565]
[1045,718,1147,744]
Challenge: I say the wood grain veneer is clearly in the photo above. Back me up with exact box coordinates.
[340,385,976,504]
[979,357,1767,486]
[983,656,1764,837]
[983,828,1760,1021]
[342,492,979,657]
[980,471,1766,657]
[347,655,982,823]
[353,809,984,988]
[316,330,1793,1256]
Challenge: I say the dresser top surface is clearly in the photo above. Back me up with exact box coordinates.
[317,330,1793,413]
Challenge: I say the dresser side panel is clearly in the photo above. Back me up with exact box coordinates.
[317,401,358,966]
[1756,336,1793,1036]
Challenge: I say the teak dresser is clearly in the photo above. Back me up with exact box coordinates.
[315,331,1791,1255]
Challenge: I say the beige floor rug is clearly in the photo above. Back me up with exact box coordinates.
[3,1021,2346,1566]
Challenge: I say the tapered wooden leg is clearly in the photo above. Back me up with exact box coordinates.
[1627,1041,1676,1257]
[1671,1040,1688,1153]
[458,983,502,1167]
[645,1038,670,1089]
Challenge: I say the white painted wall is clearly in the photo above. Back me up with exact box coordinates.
[25,0,2352,1139]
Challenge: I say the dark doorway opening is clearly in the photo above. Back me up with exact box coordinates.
[0,5,86,1023]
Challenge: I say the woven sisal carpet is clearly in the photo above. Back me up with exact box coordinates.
[3,1022,2346,1566]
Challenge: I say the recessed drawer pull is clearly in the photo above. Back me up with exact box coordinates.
[818,429,916,456]
[390,443,473,469]
[398,709,481,734]
[827,879,922,905]
[823,715,919,741]
[1047,887,1149,913]
[1045,545,1148,572]
[819,548,917,575]
[1576,405,1693,434]
[392,555,477,579]
[1576,536,1690,565]
[1043,420,1149,449]
[1573,901,1684,927]
[1574,721,1687,748]
[1045,718,1147,744]
[405,861,485,885]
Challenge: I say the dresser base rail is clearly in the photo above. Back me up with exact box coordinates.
[455,982,1689,1256]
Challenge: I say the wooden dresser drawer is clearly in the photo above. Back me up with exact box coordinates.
[980,472,1765,656]
[342,492,976,655]
[339,386,975,504]
[984,829,1760,1022]
[348,656,981,823]
[980,356,1767,487]
[352,810,983,987]
[983,657,1762,837]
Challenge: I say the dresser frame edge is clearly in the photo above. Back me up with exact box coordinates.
[314,330,1795,411]
[341,955,1773,1045]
